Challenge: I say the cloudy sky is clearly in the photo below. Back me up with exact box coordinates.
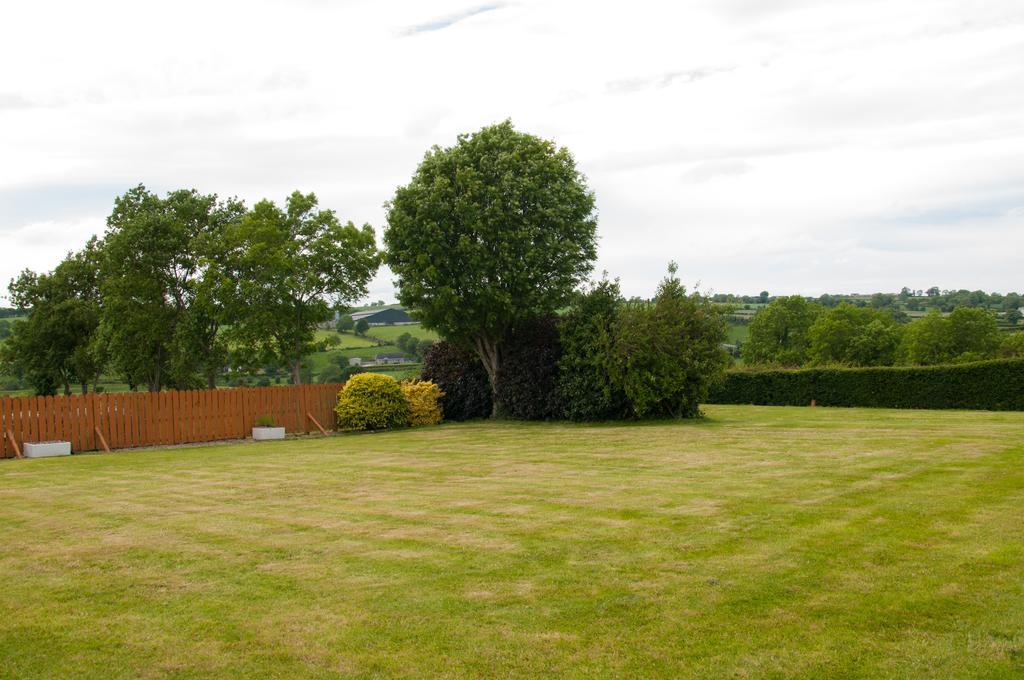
[2,0,1023,301]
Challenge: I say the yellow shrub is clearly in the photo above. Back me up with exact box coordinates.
[335,373,410,431]
[400,380,445,426]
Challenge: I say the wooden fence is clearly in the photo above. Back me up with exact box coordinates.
[0,383,345,459]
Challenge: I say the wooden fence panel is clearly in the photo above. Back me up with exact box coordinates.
[140,392,151,446]
[126,394,137,448]
[85,392,95,451]
[204,389,214,441]
[91,393,103,451]
[1,396,9,458]
[204,389,213,442]
[7,396,17,458]
[213,390,222,441]
[161,391,169,444]
[107,393,117,449]
[169,390,178,444]
[67,394,78,452]
[115,393,127,449]
[0,383,346,458]
[150,392,160,446]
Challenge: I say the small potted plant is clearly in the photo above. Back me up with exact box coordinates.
[252,415,285,441]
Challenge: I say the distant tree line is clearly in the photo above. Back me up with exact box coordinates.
[714,288,1023,317]
[742,296,1023,368]
[2,186,380,394]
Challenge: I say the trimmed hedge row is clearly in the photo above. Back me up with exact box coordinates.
[707,358,1024,411]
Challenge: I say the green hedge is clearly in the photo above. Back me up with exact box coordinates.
[708,359,1024,411]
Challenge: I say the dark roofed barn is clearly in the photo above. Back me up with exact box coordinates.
[349,308,414,326]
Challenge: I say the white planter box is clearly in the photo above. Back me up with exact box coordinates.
[252,427,285,441]
[24,441,71,458]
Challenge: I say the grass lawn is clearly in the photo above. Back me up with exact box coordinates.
[365,323,438,344]
[2,405,1023,677]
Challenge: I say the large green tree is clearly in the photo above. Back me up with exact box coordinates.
[900,308,1002,365]
[899,310,950,365]
[742,296,822,366]
[100,185,245,391]
[220,191,379,384]
[1000,332,1024,358]
[807,304,902,366]
[945,307,1002,361]
[384,120,597,409]
[3,238,106,395]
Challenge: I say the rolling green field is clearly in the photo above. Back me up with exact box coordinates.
[2,405,1023,677]
[726,322,749,344]
[314,329,378,349]
[365,324,439,344]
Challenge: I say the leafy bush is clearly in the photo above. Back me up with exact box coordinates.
[610,264,729,418]
[708,359,1024,411]
[318,364,344,384]
[807,304,901,366]
[401,380,444,426]
[495,315,564,420]
[900,308,1002,365]
[1000,333,1024,358]
[743,296,822,366]
[420,341,492,420]
[255,414,277,427]
[336,314,354,333]
[557,279,630,421]
[335,373,410,430]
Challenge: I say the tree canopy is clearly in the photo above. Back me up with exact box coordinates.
[384,120,597,409]
[807,304,902,366]
[219,191,379,384]
[610,264,729,418]
[99,185,245,391]
[2,239,104,394]
[743,296,822,366]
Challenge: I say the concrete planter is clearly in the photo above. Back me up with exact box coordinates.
[252,426,285,441]
[24,441,72,458]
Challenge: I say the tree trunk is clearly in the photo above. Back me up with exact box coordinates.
[150,360,162,392]
[291,359,303,385]
[473,335,503,417]
[63,382,71,396]
[81,383,88,395]
[206,371,217,390]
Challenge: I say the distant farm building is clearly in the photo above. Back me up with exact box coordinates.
[348,353,415,367]
[349,308,414,326]
[375,352,412,365]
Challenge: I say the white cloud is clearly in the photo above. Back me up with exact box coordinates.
[1,0,1023,302]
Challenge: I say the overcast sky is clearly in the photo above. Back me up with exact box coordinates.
[2,0,1023,301]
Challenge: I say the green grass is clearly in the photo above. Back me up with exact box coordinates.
[364,323,439,344]
[2,405,1023,677]
[726,322,749,344]
[314,329,378,349]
